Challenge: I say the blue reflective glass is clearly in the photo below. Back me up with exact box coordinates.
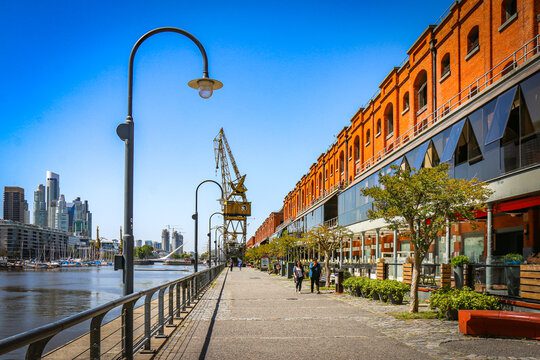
[484,86,518,145]
[405,141,430,171]
[520,72,540,132]
[440,118,466,163]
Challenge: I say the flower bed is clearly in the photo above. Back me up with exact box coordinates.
[343,277,410,305]
[429,287,501,320]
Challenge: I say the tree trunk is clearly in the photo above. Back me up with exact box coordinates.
[409,251,422,313]
[324,251,331,288]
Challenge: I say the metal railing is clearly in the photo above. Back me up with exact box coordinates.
[0,264,224,359]
[469,263,521,297]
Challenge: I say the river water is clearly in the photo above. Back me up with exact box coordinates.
[0,264,196,359]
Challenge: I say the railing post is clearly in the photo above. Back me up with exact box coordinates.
[167,284,175,326]
[175,282,182,318]
[156,288,167,338]
[26,335,55,360]
[90,313,106,360]
[187,279,192,306]
[142,291,156,353]
[182,281,188,311]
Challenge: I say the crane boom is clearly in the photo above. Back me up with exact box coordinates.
[213,128,251,260]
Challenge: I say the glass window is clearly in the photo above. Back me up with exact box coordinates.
[440,118,466,163]
[467,26,479,54]
[520,72,540,132]
[463,233,484,263]
[406,140,430,171]
[484,86,518,145]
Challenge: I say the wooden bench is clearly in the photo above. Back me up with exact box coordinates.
[458,310,540,340]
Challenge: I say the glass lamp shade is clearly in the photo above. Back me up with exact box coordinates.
[188,78,223,99]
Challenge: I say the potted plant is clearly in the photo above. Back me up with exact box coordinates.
[451,255,470,289]
[503,253,523,296]
[387,280,410,305]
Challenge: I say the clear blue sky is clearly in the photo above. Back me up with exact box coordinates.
[0,0,451,251]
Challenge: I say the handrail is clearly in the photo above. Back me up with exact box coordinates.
[0,264,225,359]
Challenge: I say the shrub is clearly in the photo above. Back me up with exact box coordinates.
[503,253,523,264]
[429,287,501,320]
[450,255,470,267]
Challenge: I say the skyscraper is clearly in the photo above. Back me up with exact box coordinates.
[55,195,69,232]
[172,231,183,254]
[3,187,26,223]
[161,229,170,252]
[46,171,60,228]
[33,184,47,227]
[67,197,92,238]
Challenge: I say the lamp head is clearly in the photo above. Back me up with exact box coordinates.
[188,77,223,99]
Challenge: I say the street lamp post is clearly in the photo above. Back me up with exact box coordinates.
[116,27,222,359]
[213,225,225,265]
[192,180,224,274]
[208,212,223,266]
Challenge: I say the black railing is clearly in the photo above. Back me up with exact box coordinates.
[468,263,521,297]
[0,264,224,359]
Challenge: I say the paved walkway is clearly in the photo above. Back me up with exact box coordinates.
[154,268,540,360]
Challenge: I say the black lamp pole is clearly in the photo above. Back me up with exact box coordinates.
[116,27,221,359]
[208,212,223,266]
[192,180,224,274]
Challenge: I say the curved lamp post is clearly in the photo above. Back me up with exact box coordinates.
[116,27,222,359]
[213,225,225,265]
[192,180,224,274]
[208,212,223,266]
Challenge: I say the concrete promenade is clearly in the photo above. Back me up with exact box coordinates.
[153,268,540,360]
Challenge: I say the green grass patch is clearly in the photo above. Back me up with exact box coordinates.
[388,311,438,320]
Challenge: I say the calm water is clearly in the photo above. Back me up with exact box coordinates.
[0,264,196,359]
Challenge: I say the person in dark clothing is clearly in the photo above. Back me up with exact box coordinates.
[309,258,321,294]
[293,260,305,293]
[229,259,234,271]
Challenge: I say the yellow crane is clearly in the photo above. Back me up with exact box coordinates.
[213,128,251,259]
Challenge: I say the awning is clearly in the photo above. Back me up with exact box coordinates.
[406,140,430,171]
[484,86,518,145]
[440,118,466,163]
[520,72,540,132]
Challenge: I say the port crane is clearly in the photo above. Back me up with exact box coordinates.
[213,128,251,260]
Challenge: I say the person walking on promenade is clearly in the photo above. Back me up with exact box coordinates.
[309,258,321,294]
[237,258,243,270]
[229,259,234,271]
[293,260,305,293]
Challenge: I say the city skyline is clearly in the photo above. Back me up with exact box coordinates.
[0,1,451,251]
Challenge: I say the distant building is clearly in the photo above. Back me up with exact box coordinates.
[172,231,183,254]
[55,195,69,232]
[0,219,69,259]
[161,229,170,252]
[67,197,92,238]
[3,186,26,223]
[136,239,143,247]
[153,241,162,250]
[46,171,60,228]
[144,240,153,247]
[33,184,47,227]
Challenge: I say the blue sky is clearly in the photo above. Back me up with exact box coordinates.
[0,0,451,251]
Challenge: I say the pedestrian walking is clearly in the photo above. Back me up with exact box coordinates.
[309,258,321,294]
[229,258,234,271]
[237,258,243,270]
[293,260,304,293]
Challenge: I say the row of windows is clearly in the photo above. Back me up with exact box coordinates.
[337,69,540,228]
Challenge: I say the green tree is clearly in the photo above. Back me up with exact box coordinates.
[135,245,154,260]
[304,225,353,287]
[362,163,491,313]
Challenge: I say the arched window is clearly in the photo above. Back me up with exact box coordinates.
[349,146,352,159]
[403,92,410,112]
[501,0,517,24]
[441,53,450,77]
[310,180,314,199]
[467,26,479,55]
[376,119,381,135]
[318,173,322,195]
[384,103,394,137]
[353,136,360,162]
[365,129,371,146]
[339,151,345,174]
[414,70,428,113]
[330,164,333,176]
